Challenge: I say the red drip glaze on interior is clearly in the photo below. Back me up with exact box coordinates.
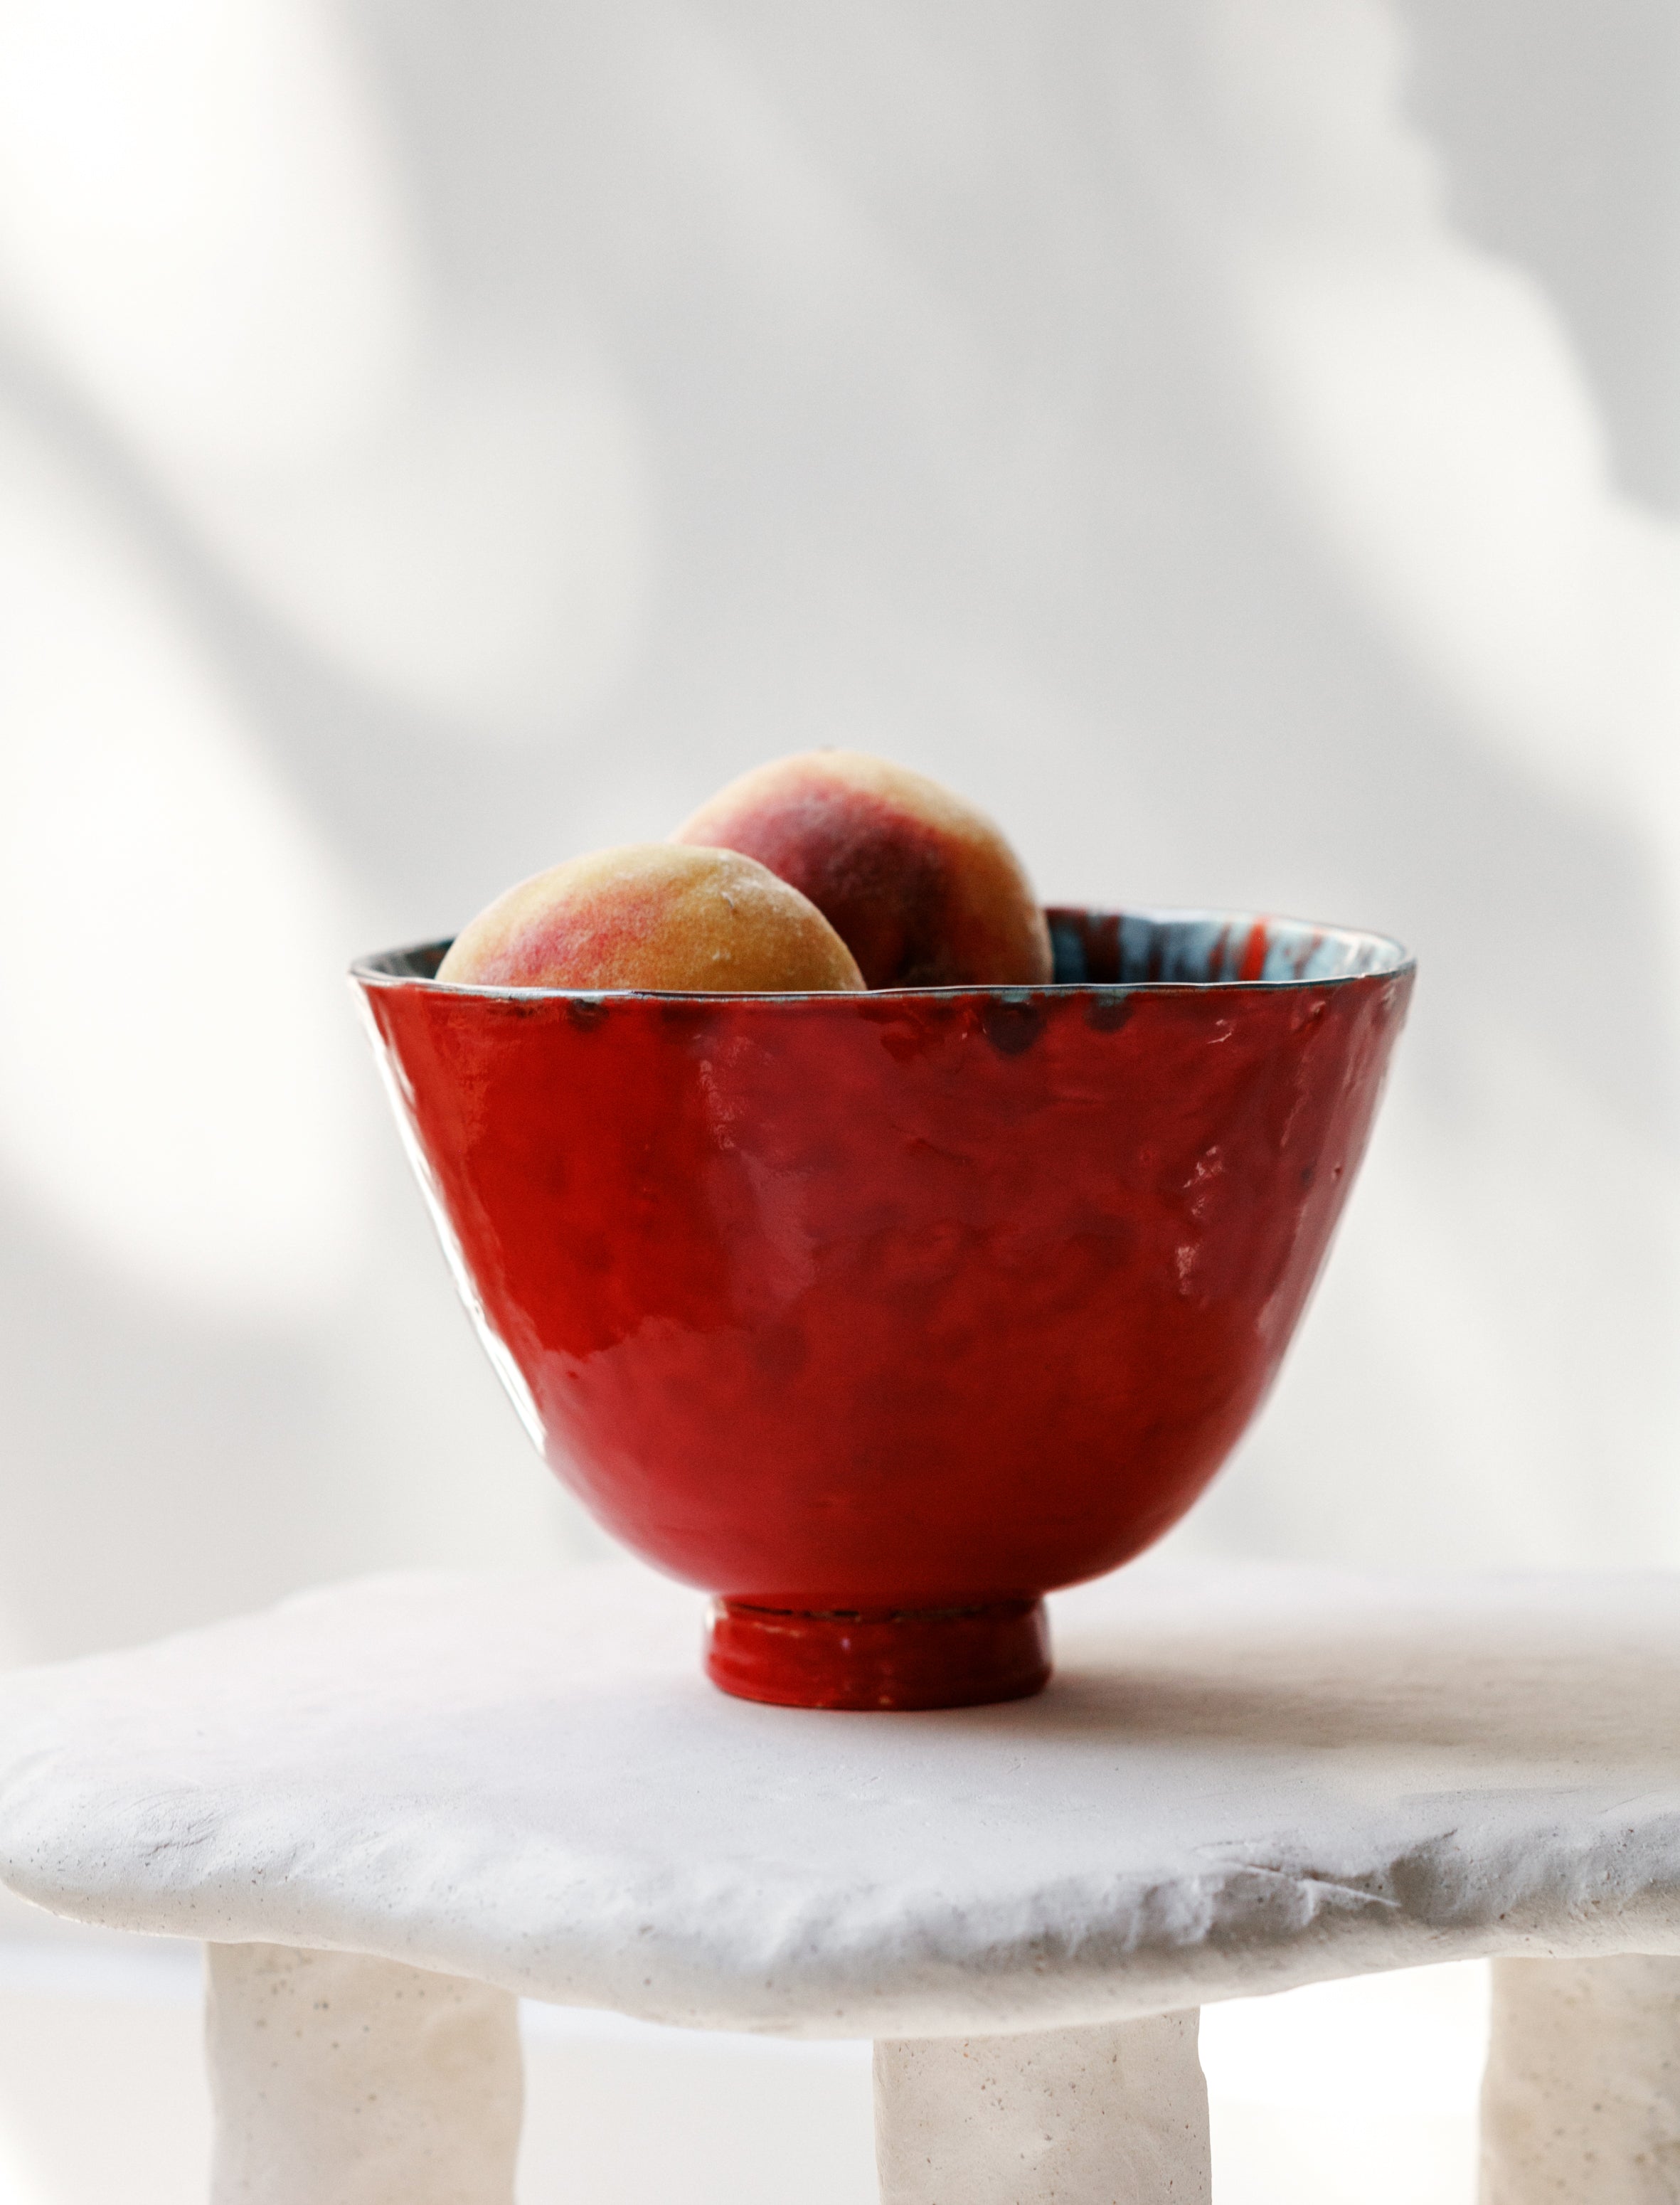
[356,913,1413,1711]
[1238,920,1269,983]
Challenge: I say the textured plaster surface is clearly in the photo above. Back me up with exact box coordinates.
[1482,1955,1680,2204]
[206,1943,521,2204]
[876,2012,1210,2203]
[1,1562,1679,2039]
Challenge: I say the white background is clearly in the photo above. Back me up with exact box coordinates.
[0,0,1666,1658]
[0,0,1677,1662]
[0,4,1674,2194]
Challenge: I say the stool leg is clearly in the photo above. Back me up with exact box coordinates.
[205,1942,522,2205]
[1482,1955,1680,2203]
[874,2011,1211,2204]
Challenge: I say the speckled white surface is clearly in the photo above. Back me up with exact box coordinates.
[875,2013,1211,2202]
[1,1562,1678,2039]
[206,1942,522,2205]
[1481,1955,1680,2203]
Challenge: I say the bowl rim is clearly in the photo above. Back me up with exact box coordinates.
[350,904,1415,1001]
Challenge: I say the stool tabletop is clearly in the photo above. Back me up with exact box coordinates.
[1,1561,1677,2039]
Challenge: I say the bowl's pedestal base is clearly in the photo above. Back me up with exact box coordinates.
[704,1595,1051,1710]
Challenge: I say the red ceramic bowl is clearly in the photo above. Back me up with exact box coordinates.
[353,907,1412,1710]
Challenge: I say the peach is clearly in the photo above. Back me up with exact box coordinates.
[671,751,1053,989]
[436,843,866,993]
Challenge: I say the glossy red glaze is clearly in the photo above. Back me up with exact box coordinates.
[705,1598,1051,1711]
[353,909,1412,1709]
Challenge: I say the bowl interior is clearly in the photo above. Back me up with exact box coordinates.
[1046,908,1407,986]
[355,908,1410,992]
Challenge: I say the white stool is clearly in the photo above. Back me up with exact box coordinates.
[2,1560,1678,2202]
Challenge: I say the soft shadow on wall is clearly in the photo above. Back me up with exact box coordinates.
[1401,0,1680,515]
[0,0,1676,1666]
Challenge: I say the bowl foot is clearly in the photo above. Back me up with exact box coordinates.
[704,1597,1051,1711]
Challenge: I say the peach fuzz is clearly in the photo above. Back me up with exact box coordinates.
[670,750,1053,989]
[436,844,866,993]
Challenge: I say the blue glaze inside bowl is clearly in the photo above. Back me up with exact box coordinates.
[1045,908,1408,987]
